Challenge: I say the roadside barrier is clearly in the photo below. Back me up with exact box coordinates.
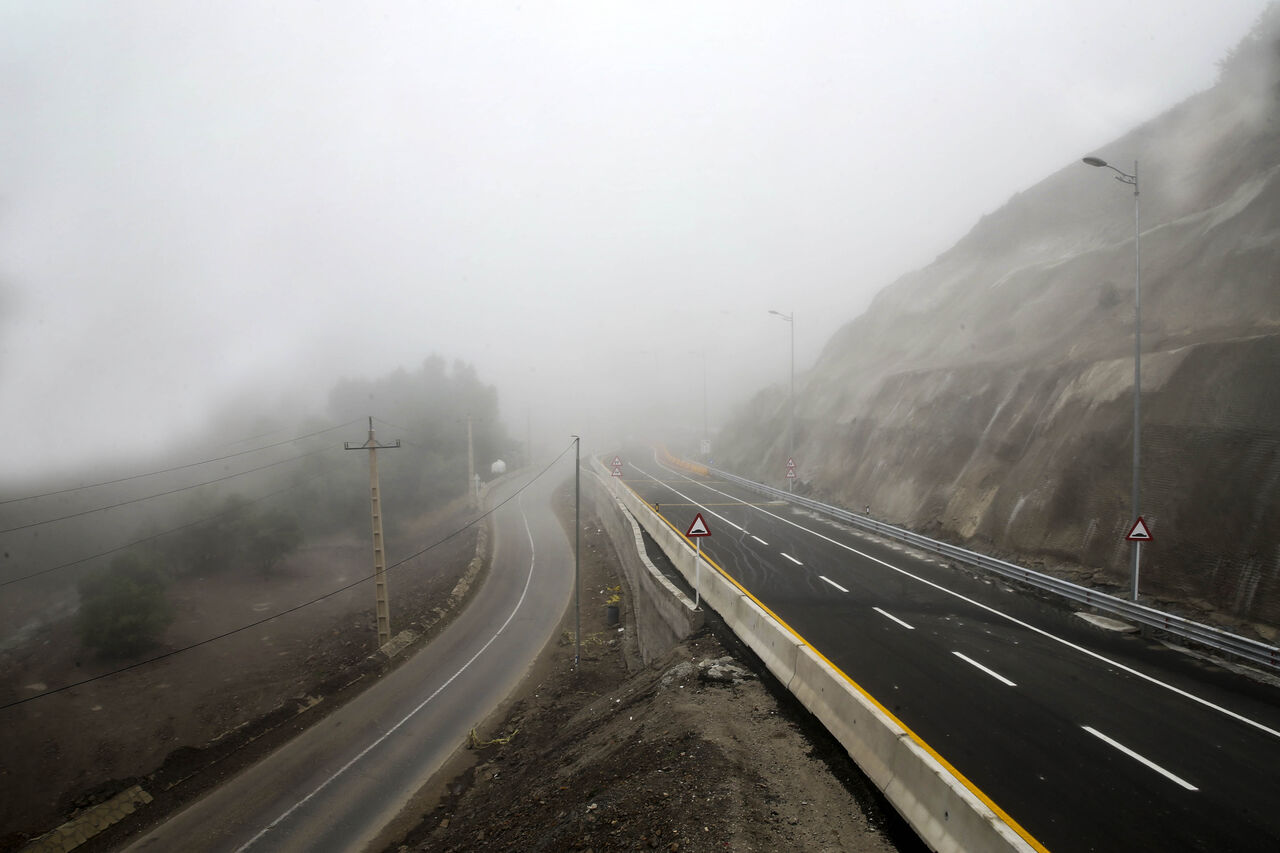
[698,462,1280,673]
[585,463,703,663]
[657,445,709,477]
[603,453,1042,853]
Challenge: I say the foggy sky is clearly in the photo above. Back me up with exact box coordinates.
[0,1,1270,480]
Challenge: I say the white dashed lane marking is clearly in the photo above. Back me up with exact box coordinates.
[874,607,915,630]
[1083,726,1198,791]
[819,575,848,593]
[953,651,1017,687]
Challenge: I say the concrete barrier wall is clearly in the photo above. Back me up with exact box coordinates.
[611,454,1040,853]
[583,467,703,664]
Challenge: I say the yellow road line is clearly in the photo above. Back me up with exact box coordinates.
[617,474,1050,853]
[649,502,780,508]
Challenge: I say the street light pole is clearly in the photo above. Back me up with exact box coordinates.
[1083,156,1142,601]
[571,434,581,667]
[702,349,708,455]
[769,310,795,491]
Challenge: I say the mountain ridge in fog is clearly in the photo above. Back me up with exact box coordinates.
[716,9,1280,632]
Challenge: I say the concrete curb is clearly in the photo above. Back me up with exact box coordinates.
[20,785,153,853]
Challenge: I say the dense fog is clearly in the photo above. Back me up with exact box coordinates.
[1,2,1270,485]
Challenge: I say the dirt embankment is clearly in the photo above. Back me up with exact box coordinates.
[6,476,921,853]
[0,499,480,852]
[386,484,918,853]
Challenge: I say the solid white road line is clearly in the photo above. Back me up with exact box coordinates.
[751,535,769,545]
[820,575,849,593]
[235,494,542,852]
[874,607,915,630]
[782,552,803,566]
[1083,726,1198,791]
[647,458,1280,741]
[952,651,1017,687]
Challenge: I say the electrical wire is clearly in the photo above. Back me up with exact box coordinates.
[0,457,346,588]
[0,419,360,506]
[369,417,438,452]
[0,439,575,712]
[0,445,343,534]
[370,416,502,455]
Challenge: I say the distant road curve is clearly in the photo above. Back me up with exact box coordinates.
[120,468,574,853]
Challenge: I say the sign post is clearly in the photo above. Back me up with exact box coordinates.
[786,457,797,490]
[685,512,711,609]
[1125,517,1153,601]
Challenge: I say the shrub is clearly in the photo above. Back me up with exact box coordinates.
[77,551,173,659]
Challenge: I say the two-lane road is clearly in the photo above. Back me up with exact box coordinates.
[122,466,573,853]
[621,451,1280,852]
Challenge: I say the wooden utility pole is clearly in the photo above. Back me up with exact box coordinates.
[344,417,401,648]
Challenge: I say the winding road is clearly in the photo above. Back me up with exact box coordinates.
[120,465,574,853]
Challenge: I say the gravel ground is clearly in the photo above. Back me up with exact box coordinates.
[386,485,922,853]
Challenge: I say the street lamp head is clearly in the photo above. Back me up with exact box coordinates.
[1082,156,1108,168]
[769,309,792,322]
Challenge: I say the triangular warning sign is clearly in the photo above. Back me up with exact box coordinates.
[685,512,711,538]
[611,455,622,467]
[1125,517,1153,542]
[786,457,797,469]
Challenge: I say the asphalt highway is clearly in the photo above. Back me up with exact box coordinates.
[119,465,574,853]
[620,450,1280,853]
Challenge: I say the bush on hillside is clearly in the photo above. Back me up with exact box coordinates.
[77,551,173,659]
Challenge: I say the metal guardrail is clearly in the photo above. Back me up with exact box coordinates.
[704,464,1280,673]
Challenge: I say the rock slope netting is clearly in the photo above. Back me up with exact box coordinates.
[718,18,1280,633]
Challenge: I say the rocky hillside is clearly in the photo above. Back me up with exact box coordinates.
[717,10,1280,633]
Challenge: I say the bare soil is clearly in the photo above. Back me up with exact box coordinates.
[0,500,480,851]
[3,479,922,853]
[385,484,920,853]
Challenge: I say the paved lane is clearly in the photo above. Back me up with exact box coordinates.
[121,466,573,853]
[619,451,1280,852]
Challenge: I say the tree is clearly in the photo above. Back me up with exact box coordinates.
[244,508,302,574]
[77,551,173,659]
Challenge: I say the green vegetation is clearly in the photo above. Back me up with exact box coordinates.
[77,550,173,659]
[162,494,303,576]
[244,507,303,574]
[323,355,515,521]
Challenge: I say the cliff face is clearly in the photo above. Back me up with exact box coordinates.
[717,16,1280,632]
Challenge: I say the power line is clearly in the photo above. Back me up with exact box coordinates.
[0,419,360,506]
[0,458,344,588]
[0,438,574,712]
[0,445,342,535]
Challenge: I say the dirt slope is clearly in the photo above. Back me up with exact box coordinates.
[387,485,915,853]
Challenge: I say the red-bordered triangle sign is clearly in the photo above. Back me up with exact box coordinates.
[1126,517,1153,542]
[611,455,623,467]
[685,512,711,538]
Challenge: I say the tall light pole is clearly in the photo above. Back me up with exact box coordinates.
[769,310,795,491]
[571,435,581,667]
[701,348,708,456]
[1083,155,1142,601]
